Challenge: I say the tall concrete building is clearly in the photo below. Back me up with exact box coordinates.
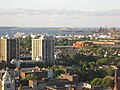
[32,35,55,64]
[0,37,20,63]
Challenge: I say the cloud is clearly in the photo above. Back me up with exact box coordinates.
[0,8,120,16]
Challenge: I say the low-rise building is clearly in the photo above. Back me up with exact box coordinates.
[73,42,93,48]
[60,73,79,83]
[20,67,53,80]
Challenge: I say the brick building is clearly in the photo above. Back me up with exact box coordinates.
[73,42,93,48]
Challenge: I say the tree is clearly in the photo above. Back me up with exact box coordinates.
[50,65,65,72]
[20,36,32,55]
[104,68,115,76]
[117,61,120,66]
[50,65,65,78]
[91,77,114,89]
[96,58,108,66]
[55,69,65,77]
[89,62,96,69]
[26,74,37,81]
[96,69,107,78]
[101,77,114,89]
[55,38,69,46]
[91,78,102,86]
[97,47,104,57]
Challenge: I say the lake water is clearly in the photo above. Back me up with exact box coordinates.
[0,27,94,36]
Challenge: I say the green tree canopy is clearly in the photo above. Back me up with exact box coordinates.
[26,74,37,81]
[91,78,102,86]
[117,61,120,66]
[97,47,105,57]
[101,77,114,89]
[91,77,114,89]
[96,58,108,66]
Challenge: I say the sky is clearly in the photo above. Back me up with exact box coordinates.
[0,0,120,27]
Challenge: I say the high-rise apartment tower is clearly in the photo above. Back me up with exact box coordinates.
[32,35,54,64]
[0,37,20,63]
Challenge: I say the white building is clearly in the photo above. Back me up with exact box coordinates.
[1,70,15,90]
